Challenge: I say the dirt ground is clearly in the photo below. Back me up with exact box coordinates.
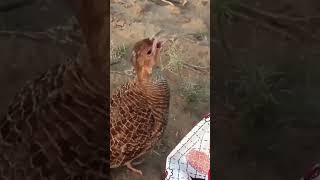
[213,0,320,180]
[110,1,210,179]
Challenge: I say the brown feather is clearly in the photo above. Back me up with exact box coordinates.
[0,0,108,179]
[110,38,170,170]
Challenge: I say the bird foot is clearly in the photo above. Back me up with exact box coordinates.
[126,162,143,176]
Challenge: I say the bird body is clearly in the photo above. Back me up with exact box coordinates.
[110,37,170,175]
[0,59,108,180]
[0,0,108,179]
[110,79,170,166]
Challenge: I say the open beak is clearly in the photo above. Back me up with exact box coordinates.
[153,39,165,69]
[150,31,171,69]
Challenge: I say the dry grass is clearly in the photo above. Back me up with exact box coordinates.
[180,80,209,105]
[162,40,184,75]
[161,39,209,107]
[111,41,129,64]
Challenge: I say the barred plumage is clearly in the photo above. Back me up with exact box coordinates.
[110,37,170,176]
[0,0,108,179]
[0,59,108,180]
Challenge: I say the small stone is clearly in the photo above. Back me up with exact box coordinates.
[116,20,125,27]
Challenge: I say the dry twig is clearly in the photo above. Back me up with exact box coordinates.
[182,62,209,73]
[160,0,175,6]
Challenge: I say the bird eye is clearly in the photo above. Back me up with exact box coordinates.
[147,49,152,55]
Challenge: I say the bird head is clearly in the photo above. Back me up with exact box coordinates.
[130,32,168,82]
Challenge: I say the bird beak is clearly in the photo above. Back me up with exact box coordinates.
[150,30,174,70]
[152,38,167,69]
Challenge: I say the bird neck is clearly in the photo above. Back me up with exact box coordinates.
[135,67,152,84]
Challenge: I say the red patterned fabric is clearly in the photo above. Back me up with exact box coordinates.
[186,149,210,174]
[303,164,320,180]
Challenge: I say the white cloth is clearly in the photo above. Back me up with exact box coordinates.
[165,113,210,180]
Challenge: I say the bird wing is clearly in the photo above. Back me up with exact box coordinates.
[110,82,157,166]
[0,62,108,179]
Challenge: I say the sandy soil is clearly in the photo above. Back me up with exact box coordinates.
[110,0,210,179]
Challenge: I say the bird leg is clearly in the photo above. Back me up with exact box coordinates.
[125,161,143,176]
